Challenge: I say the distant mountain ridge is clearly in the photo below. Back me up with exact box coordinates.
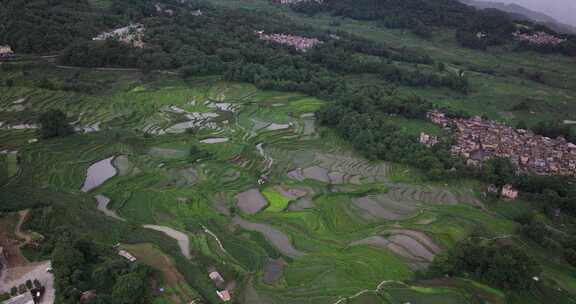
[460,0,576,34]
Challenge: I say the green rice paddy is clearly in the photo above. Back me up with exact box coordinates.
[262,188,290,212]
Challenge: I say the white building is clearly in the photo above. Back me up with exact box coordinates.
[0,45,14,58]
[216,290,231,302]
[208,271,225,285]
[118,250,137,262]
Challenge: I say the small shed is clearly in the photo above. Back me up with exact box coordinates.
[501,184,519,200]
[216,290,231,302]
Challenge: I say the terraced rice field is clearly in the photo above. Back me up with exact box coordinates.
[2,68,575,304]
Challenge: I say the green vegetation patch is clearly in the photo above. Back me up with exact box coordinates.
[262,187,291,212]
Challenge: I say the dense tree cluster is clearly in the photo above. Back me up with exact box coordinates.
[22,207,153,304]
[518,214,576,268]
[50,230,152,304]
[0,155,9,185]
[470,157,576,218]
[316,85,466,180]
[454,9,515,50]
[531,121,576,143]
[379,64,470,94]
[0,0,119,53]
[58,40,140,68]
[428,239,541,289]
[38,109,74,139]
[47,0,473,94]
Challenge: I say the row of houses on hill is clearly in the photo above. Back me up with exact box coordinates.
[256,31,323,52]
[426,110,576,177]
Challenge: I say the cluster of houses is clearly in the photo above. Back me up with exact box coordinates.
[92,24,145,48]
[272,0,324,4]
[486,183,519,200]
[256,31,322,52]
[419,132,439,147]
[208,269,231,302]
[155,3,176,16]
[0,45,15,59]
[513,31,566,46]
[427,110,576,177]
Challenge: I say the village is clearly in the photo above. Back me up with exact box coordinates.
[271,0,324,4]
[0,211,54,304]
[424,110,576,178]
[256,31,323,52]
[92,24,146,48]
[513,31,567,46]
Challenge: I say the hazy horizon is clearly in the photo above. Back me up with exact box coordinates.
[480,0,576,26]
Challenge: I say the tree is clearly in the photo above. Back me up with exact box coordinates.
[481,157,516,186]
[428,239,541,289]
[565,248,576,267]
[38,109,73,139]
[516,120,528,130]
[111,273,148,304]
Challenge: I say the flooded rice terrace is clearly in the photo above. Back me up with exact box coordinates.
[81,157,117,192]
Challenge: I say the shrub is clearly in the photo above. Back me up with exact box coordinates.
[565,248,576,267]
[38,109,74,139]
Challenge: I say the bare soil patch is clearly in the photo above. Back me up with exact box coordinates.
[302,166,330,183]
[232,216,305,258]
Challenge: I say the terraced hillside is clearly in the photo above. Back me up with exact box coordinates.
[1,0,576,303]
[1,58,575,304]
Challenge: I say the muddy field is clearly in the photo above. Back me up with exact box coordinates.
[236,189,268,214]
[350,229,441,269]
[263,258,284,284]
[232,216,305,258]
[81,156,117,192]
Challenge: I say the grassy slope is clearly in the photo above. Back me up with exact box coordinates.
[210,0,576,126]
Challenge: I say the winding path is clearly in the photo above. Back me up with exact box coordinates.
[202,225,228,255]
[94,195,126,222]
[15,210,32,246]
[332,280,406,304]
[143,225,191,259]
